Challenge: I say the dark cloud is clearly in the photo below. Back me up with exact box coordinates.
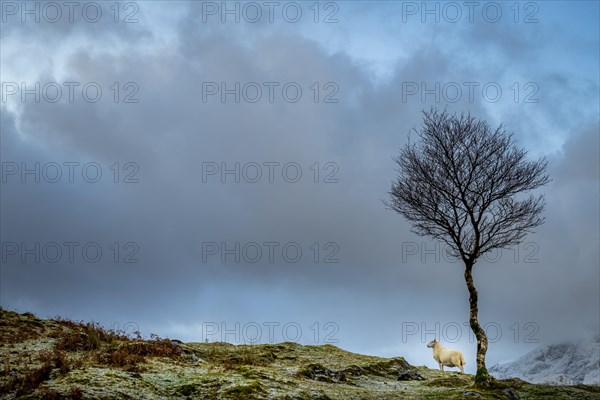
[1,1,598,372]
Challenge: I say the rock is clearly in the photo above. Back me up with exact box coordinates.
[297,363,347,383]
[49,368,61,380]
[503,387,519,399]
[489,337,600,385]
[183,353,199,363]
[341,365,362,377]
[397,369,425,381]
[463,391,482,397]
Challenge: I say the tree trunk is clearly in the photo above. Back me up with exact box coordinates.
[464,261,492,386]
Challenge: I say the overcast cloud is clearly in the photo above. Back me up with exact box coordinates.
[1,1,598,372]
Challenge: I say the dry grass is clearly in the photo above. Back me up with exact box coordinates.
[0,310,46,344]
[0,350,73,397]
[1,309,183,395]
[49,317,182,371]
[203,343,275,371]
[96,335,182,371]
[52,318,130,351]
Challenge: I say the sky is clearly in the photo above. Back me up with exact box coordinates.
[0,1,599,373]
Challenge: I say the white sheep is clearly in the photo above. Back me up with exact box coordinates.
[426,339,466,373]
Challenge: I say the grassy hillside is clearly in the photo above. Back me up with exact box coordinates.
[1,308,599,399]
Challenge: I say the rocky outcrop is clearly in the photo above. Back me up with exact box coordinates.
[490,337,600,385]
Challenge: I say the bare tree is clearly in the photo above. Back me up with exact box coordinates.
[385,109,549,386]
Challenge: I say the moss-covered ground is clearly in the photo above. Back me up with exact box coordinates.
[1,309,599,399]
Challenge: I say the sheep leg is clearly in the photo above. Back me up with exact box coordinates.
[439,363,444,373]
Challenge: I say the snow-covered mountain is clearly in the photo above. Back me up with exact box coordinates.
[490,337,600,385]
